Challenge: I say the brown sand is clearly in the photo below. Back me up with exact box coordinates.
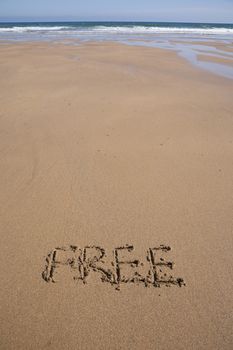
[0,42,233,350]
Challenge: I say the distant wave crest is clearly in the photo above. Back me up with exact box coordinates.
[93,25,233,35]
[0,24,233,35]
[0,26,69,32]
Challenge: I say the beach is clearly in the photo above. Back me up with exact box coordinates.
[0,41,233,349]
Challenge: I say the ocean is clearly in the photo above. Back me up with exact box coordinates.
[0,21,233,41]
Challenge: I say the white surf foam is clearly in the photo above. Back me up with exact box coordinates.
[0,25,233,35]
[92,26,233,35]
[0,26,69,33]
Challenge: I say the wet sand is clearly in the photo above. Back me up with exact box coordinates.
[198,53,233,67]
[0,42,233,350]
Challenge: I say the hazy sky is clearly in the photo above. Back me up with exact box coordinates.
[0,0,233,23]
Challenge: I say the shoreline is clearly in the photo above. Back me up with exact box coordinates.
[1,38,233,80]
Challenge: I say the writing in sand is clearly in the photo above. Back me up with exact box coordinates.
[42,244,185,290]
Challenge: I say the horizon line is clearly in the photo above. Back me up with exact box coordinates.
[0,19,233,25]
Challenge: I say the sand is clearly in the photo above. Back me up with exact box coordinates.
[0,42,233,350]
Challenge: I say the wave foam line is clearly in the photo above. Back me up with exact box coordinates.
[0,26,69,32]
[0,25,233,35]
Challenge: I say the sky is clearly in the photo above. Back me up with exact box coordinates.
[0,0,233,23]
